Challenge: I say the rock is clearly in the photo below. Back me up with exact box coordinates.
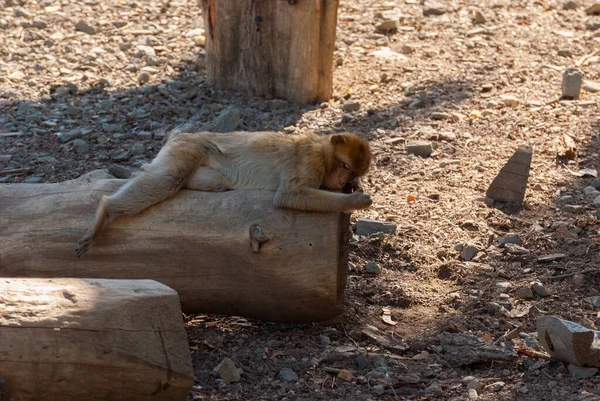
[564,204,584,213]
[278,368,298,382]
[355,355,370,370]
[355,219,397,236]
[467,379,482,392]
[573,274,586,286]
[586,3,600,15]
[213,107,241,133]
[563,1,578,10]
[342,101,361,112]
[461,244,479,261]
[431,111,451,120]
[486,145,532,206]
[406,141,433,157]
[108,164,131,179]
[337,369,354,382]
[423,1,446,16]
[525,337,541,349]
[568,364,599,378]
[371,384,385,396]
[138,72,150,84]
[131,142,145,156]
[496,282,512,292]
[500,95,520,106]
[75,20,96,34]
[537,316,600,367]
[213,358,241,383]
[562,68,583,100]
[531,282,550,297]
[376,20,399,32]
[584,296,600,309]
[112,20,128,28]
[423,381,442,395]
[14,7,34,18]
[491,381,505,392]
[194,35,206,46]
[439,332,515,366]
[585,186,600,198]
[515,286,534,300]
[23,176,44,184]
[474,10,487,24]
[370,47,407,61]
[365,262,380,275]
[498,234,522,247]
[584,80,600,93]
[341,114,354,123]
[57,128,83,144]
[558,49,573,57]
[111,150,131,162]
[136,45,156,58]
[318,335,331,346]
[468,388,478,400]
[71,139,89,154]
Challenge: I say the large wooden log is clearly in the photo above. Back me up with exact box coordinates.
[0,278,194,401]
[199,0,340,104]
[0,175,350,323]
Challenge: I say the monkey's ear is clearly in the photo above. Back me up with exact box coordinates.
[330,134,346,145]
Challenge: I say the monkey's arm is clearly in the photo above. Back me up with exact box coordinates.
[273,186,372,212]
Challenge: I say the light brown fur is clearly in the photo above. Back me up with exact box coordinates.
[76,130,372,256]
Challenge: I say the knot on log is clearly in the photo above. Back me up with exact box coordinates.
[249,224,269,253]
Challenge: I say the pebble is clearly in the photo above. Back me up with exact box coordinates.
[423,1,446,16]
[496,282,512,292]
[342,101,361,112]
[341,113,354,123]
[467,379,482,392]
[431,111,451,120]
[23,176,44,184]
[491,381,505,392]
[406,141,433,157]
[515,286,534,300]
[461,244,479,261]
[573,273,586,286]
[564,1,578,10]
[500,95,520,106]
[562,68,583,100]
[376,20,400,32]
[75,20,95,34]
[138,72,150,84]
[337,369,355,382]
[498,234,521,247]
[318,335,331,346]
[558,49,573,57]
[474,10,487,24]
[587,4,600,15]
[568,364,599,378]
[71,139,89,154]
[131,142,145,156]
[525,337,541,349]
[371,384,385,396]
[355,355,370,370]
[517,385,529,394]
[365,261,381,274]
[355,219,397,236]
[468,388,478,400]
[213,358,241,383]
[584,186,600,198]
[584,80,600,93]
[111,150,130,162]
[57,128,83,144]
[531,282,550,297]
[212,107,241,133]
[564,204,584,213]
[278,368,298,382]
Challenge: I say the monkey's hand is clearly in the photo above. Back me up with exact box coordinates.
[75,232,94,257]
[347,191,372,210]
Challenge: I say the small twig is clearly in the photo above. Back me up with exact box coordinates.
[544,268,600,280]
[493,323,525,346]
[323,367,342,375]
[341,322,359,348]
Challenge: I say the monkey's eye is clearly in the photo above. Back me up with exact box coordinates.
[342,163,351,171]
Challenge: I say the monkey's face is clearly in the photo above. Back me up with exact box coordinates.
[325,133,372,191]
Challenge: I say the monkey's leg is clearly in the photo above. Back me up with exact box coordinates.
[76,171,189,257]
[274,186,372,212]
[185,167,231,192]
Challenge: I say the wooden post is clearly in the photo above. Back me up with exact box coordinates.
[0,174,350,323]
[199,0,340,104]
[0,278,194,401]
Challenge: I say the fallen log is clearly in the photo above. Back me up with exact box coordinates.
[0,173,350,323]
[0,278,194,401]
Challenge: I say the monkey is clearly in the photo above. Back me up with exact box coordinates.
[76,130,372,257]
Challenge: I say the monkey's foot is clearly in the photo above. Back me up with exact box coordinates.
[75,235,93,257]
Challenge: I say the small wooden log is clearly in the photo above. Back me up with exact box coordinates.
[199,0,340,104]
[0,278,194,401]
[486,145,532,206]
[537,316,600,367]
[0,175,350,323]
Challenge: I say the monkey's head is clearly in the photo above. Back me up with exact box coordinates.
[324,133,371,191]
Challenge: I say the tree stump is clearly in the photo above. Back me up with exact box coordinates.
[0,174,350,323]
[0,278,194,401]
[199,0,340,104]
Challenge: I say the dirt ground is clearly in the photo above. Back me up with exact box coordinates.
[2,0,600,400]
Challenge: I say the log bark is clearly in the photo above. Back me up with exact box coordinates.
[0,278,194,401]
[0,175,350,323]
[199,0,340,104]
